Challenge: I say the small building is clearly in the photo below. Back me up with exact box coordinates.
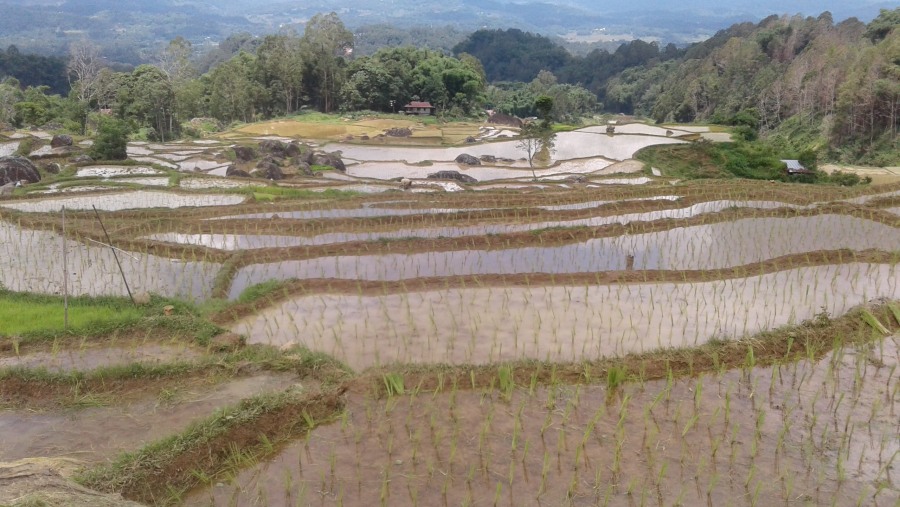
[404,101,435,116]
[781,159,815,175]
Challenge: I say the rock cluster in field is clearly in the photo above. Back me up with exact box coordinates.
[0,155,40,186]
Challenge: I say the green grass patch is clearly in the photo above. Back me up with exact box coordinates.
[236,279,288,304]
[0,291,143,337]
[0,289,222,345]
[232,185,360,201]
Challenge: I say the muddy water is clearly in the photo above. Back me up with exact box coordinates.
[233,263,899,369]
[842,189,900,204]
[206,195,681,221]
[75,166,162,178]
[227,215,900,294]
[185,336,900,507]
[332,131,683,167]
[0,190,245,212]
[0,222,220,300]
[346,159,617,181]
[0,373,300,463]
[154,200,806,253]
[0,343,202,372]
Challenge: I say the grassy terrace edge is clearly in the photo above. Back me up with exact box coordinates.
[76,301,900,505]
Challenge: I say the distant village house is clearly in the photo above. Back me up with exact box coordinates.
[404,101,435,115]
[781,159,814,175]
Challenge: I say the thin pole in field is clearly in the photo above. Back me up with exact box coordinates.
[92,205,136,305]
[62,205,68,329]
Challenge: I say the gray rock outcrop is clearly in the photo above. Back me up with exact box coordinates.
[313,153,346,171]
[454,153,481,166]
[225,164,251,178]
[0,156,40,186]
[427,170,477,183]
[50,134,73,148]
[233,146,256,162]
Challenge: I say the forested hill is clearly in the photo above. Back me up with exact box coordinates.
[455,9,900,164]
[603,9,900,163]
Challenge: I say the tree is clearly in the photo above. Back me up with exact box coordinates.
[117,65,178,140]
[301,13,353,112]
[208,52,267,123]
[257,34,304,114]
[67,40,102,105]
[90,117,129,160]
[155,37,195,83]
[517,122,556,179]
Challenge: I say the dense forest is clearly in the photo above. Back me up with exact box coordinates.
[0,8,898,163]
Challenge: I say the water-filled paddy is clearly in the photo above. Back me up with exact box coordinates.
[186,335,899,506]
[0,222,220,300]
[0,373,300,463]
[0,190,245,212]
[232,263,899,369]
[166,200,808,251]
[226,215,900,295]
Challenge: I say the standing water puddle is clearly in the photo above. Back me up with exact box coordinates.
[0,373,301,463]
[0,343,202,373]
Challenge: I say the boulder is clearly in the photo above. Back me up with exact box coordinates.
[296,161,313,176]
[225,164,252,178]
[479,155,497,163]
[258,140,288,158]
[454,153,481,166]
[0,182,15,196]
[284,142,302,158]
[427,170,477,183]
[487,112,523,128]
[50,134,73,148]
[0,156,40,186]
[256,160,284,180]
[400,178,412,189]
[465,136,477,143]
[69,154,93,164]
[385,127,412,137]
[42,162,61,174]
[233,145,256,162]
[313,153,346,172]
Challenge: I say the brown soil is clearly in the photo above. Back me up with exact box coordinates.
[106,388,346,504]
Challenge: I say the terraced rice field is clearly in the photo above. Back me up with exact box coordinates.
[1,123,899,506]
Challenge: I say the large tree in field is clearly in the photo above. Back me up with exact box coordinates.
[257,33,304,115]
[208,52,267,123]
[118,65,178,141]
[301,13,353,113]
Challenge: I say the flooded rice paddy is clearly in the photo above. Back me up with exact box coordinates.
[186,334,900,506]
[0,191,245,212]
[232,263,899,369]
[226,215,900,295]
[0,373,300,463]
[0,222,220,300]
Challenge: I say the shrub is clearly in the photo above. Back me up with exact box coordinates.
[90,118,129,160]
